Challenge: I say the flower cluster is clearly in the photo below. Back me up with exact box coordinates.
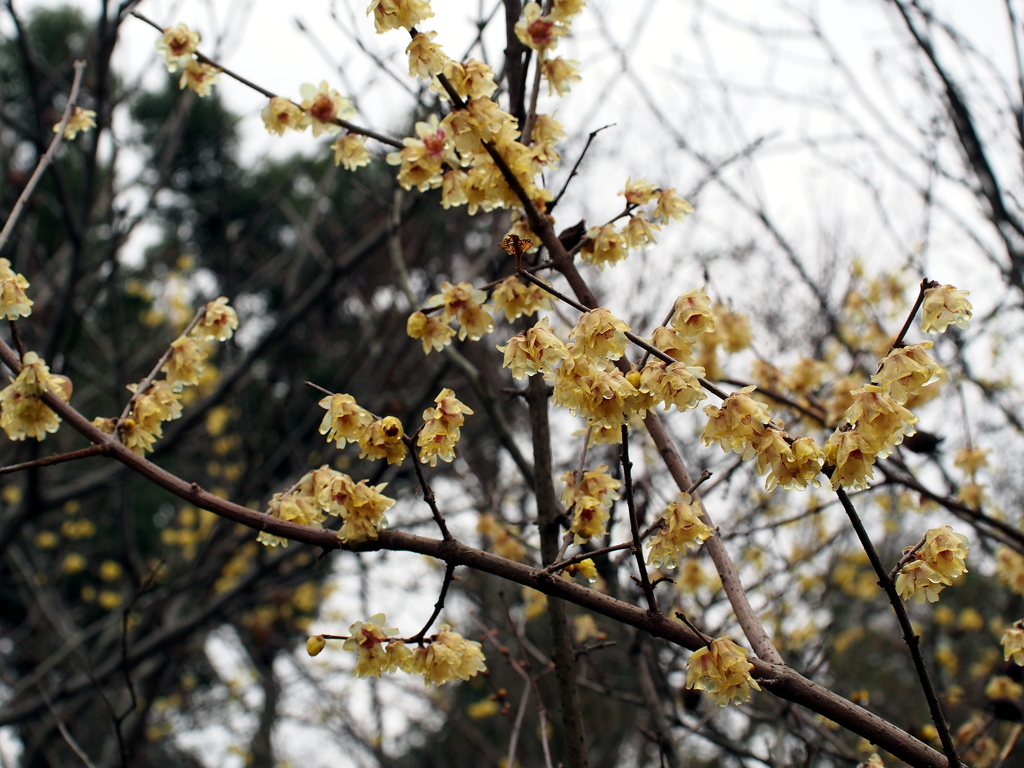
[646,494,713,569]
[561,465,620,546]
[895,526,969,604]
[491,275,555,321]
[412,625,488,687]
[154,23,220,96]
[580,186,692,270]
[258,465,395,547]
[343,614,413,676]
[318,393,407,465]
[427,281,493,341]
[0,259,33,321]
[0,352,73,441]
[417,388,473,466]
[701,386,772,460]
[499,318,570,379]
[685,635,762,706]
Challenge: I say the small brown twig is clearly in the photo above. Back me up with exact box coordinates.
[885,277,939,357]
[621,425,659,613]
[405,435,453,541]
[836,489,961,768]
[0,444,108,476]
[8,321,26,361]
[0,60,88,257]
[888,535,927,582]
[36,682,99,768]
[406,562,457,644]
[549,124,616,212]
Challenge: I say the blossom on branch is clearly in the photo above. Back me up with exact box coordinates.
[417,388,473,466]
[1002,622,1024,666]
[318,393,373,448]
[54,107,96,140]
[179,60,220,97]
[580,225,628,269]
[331,134,371,171]
[357,416,407,465]
[0,259,33,320]
[871,342,943,404]
[685,635,762,706]
[406,310,456,353]
[343,614,411,676]
[492,276,555,321]
[515,2,567,51]
[646,494,713,569]
[192,297,239,341]
[569,307,630,361]
[366,0,434,34]
[156,23,200,71]
[542,56,581,96]
[0,352,72,441]
[428,281,493,340]
[261,96,310,136]
[320,474,396,544]
[299,81,356,137]
[406,32,448,79]
[671,288,716,342]
[921,284,972,333]
[823,428,875,491]
[498,318,569,379]
[411,625,487,686]
[701,386,772,460]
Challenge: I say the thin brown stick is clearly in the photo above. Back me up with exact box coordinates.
[407,562,456,643]
[405,434,453,541]
[886,277,938,357]
[0,60,87,256]
[8,321,25,361]
[36,683,99,768]
[0,444,108,475]
[620,424,658,612]
[888,535,927,582]
[836,489,960,768]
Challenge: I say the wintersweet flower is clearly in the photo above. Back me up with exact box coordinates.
[428,281,493,340]
[710,304,753,352]
[261,96,309,136]
[621,177,658,205]
[492,276,555,321]
[343,614,408,677]
[417,388,473,465]
[580,225,628,269]
[685,635,762,707]
[954,446,988,478]
[441,169,469,208]
[622,212,659,249]
[566,365,637,429]
[388,115,457,191]
[411,625,487,686]
[650,326,694,362]
[530,114,566,166]
[824,428,876,491]
[318,393,373,448]
[178,60,220,97]
[841,385,918,458]
[872,342,943,404]
[465,98,517,143]
[406,31,448,79]
[192,296,238,341]
[1002,622,1024,665]
[366,0,434,33]
[701,386,773,460]
[623,370,657,414]
[358,416,407,465]
[436,59,498,101]
[639,359,706,412]
[919,526,969,582]
[406,311,455,354]
[300,81,356,137]
[515,2,567,51]
[997,546,1024,595]
[569,307,630,361]
[0,259,33,320]
[306,635,327,657]
[320,474,395,544]
[156,23,200,71]
[477,514,527,561]
[773,436,825,490]
[549,0,586,22]
[498,318,569,379]
[0,353,71,441]
[563,558,597,582]
[570,495,610,545]
[542,56,581,96]
[895,559,947,604]
[161,337,207,386]
[560,465,621,510]
[921,284,972,333]
[646,494,713,569]
[671,288,716,342]
[54,107,96,140]
[331,134,371,171]
[119,418,157,455]
[653,189,694,222]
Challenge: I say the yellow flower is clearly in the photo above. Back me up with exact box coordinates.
[895,559,947,604]
[650,326,694,362]
[436,59,498,101]
[0,259,33,320]
[701,386,772,460]
[685,635,762,707]
[639,359,706,412]
[156,23,200,71]
[549,0,586,22]
[672,288,716,342]
[985,675,1023,701]
[331,134,371,171]
[570,495,609,545]
[560,465,621,510]
[406,31,448,79]
[387,115,457,192]
[1002,623,1024,665]
[542,56,581,96]
[417,388,473,466]
[569,307,630,361]
[318,393,373,448]
[921,284,971,333]
[343,614,409,676]
[823,428,876,491]
[919,526,969,582]
[54,107,96,140]
[161,338,206,386]
[178,60,220,97]
[646,494,713,568]
[563,558,597,582]
[491,276,555,321]
[954,446,988,478]
[366,0,434,34]
[320,474,395,544]
[129,379,183,435]
[871,342,943,404]
[300,81,356,137]
[620,177,658,205]
[622,212,659,250]
[406,310,456,353]
[477,514,526,561]
[653,189,694,222]
[357,416,407,465]
[411,625,487,686]
[192,297,238,341]
[580,225,628,269]
[427,281,492,340]
[0,352,72,441]
[841,385,918,458]
[498,317,569,379]
[261,96,310,136]
[996,546,1024,595]
[514,2,567,51]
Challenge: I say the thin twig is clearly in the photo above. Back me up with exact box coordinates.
[35,683,99,768]
[404,435,453,540]
[407,562,456,644]
[621,424,658,612]
[0,60,87,256]
[888,535,927,582]
[885,278,938,357]
[0,444,108,476]
[8,321,25,361]
[549,124,616,212]
[836,489,961,768]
